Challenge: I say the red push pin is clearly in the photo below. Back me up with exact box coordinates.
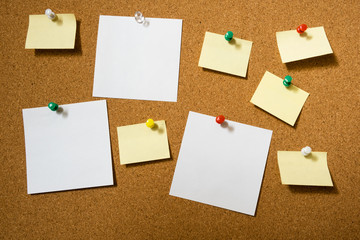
[216,115,225,124]
[297,24,308,34]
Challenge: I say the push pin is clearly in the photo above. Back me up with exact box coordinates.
[146,118,155,128]
[216,115,225,124]
[283,75,292,87]
[45,9,56,21]
[225,31,233,42]
[297,24,308,34]
[48,102,58,111]
[301,146,312,156]
[135,11,145,24]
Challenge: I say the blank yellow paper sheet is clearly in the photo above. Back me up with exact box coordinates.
[198,31,253,77]
[250,71,309,126]
[25,14,76,49]
[276,26,333,63]
[278,151,333,186]
[117,120,170,165]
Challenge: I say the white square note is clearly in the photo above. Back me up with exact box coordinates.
[170,111,273,216]
[93,15,183,102]
[22,100,113,194]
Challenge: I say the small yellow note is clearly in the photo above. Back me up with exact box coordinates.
[250,71,309,126]
[277,151,333,186]
[198,31,253,77]
[276,26,333,63]
[117,120,170,165]
[25,14,77,49]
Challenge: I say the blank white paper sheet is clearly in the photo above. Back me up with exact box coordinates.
[170,111,273,216]
[22,100,114,194]
[93,15,183,102]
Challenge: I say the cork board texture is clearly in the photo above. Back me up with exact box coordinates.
[0,0,359,239]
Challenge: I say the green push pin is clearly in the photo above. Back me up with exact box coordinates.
[283,75,292,87]
[225,31,233,42]
[48,102,59,111]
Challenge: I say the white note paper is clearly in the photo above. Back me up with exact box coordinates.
[22,100,113,194]
[170,111,273,216]
[93,15,183,102]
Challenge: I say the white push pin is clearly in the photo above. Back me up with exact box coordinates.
[45,9,56,20]
[134,11,145,24]
[301,146,312,156]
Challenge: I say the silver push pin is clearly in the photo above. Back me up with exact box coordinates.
[45,9,56,20]
[301,146,312,156]
[134,11,145,24]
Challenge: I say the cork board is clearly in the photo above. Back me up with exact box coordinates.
[0,0,359,239]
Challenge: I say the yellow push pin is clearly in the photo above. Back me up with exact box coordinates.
[146,119,155,128]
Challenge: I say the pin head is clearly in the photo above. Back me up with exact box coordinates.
[45,9,56,20]
[48,102,58,111]
[283,75,292,87]
[146,119,155,128]
[225,31,233,42]
[301,146,312,156]
[135,11,145,24]
[297,24,308,34]
[216,115,225,124]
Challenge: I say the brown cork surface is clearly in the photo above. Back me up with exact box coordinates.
[1,0,359,239]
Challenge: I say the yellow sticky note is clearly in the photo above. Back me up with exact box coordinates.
[276,26,333,63]
[25,14,77,49]
[278,151,333,186]
[198,31,252,77]
[250,71,309,126]
[117,120,170,165]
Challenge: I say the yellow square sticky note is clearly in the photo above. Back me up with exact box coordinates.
[250,71,309,126]
[25,14,77,49]
[198,31,252,77]
[276,26,333,63]
[278,151,333,186]
[117,120,170,165]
